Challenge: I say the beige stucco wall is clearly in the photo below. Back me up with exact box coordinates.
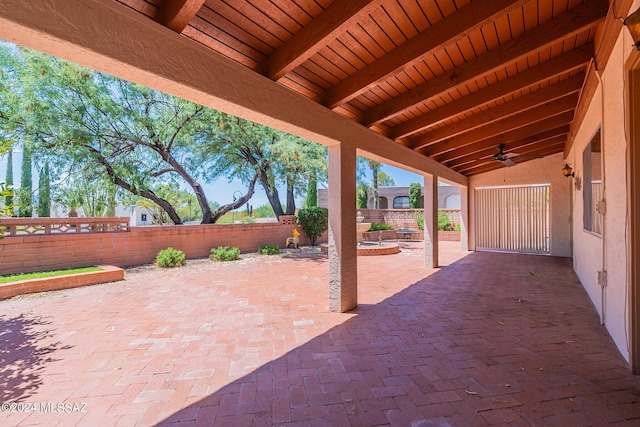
[566,27,633,363]
[468,152,571,258]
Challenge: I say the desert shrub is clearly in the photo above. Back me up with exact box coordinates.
[259,244,280,255]
[414,212,424,230]
[210,246,241,261]
[438,211,453,231]
[369,222,393,231]
[155,247,186,268]
[297,207,328,246]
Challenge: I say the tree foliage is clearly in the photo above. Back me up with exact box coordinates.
[356,183,369,209]
[0,44,329,223]
[18,145,32,217]
[409,183,422,209]
[37,161,51,217]
[0,44,255,224]
[4,147,13,211]
[297,207,328,246]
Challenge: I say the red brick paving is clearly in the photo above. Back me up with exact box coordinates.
[1,241,639,426]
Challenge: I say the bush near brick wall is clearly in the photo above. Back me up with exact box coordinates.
[0,221,327,275]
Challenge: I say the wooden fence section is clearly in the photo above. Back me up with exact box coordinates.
[1,217,130,236]
[0,216,324,275]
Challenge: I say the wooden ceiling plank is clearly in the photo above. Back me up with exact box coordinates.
[324,0,529,109]
[406,74,583,150]
[462,142,566,175]
[431,113,574,163]
[448,134,568,170]
[259,0,382,81]
[154,0,206,33]
[394,46,591,142]
[359,0,608,127]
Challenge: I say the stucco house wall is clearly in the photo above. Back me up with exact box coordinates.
[564,28,632,363]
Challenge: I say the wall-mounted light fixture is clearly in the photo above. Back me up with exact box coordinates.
[624,7,640,51]
[562,163,575,178]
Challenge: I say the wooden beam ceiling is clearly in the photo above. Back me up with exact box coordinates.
[257,0,382,81]
[322,0,530,109]
[154,0,206,33]
[110,0,612,177]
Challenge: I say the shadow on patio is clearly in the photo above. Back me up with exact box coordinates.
[156,249,640,426]
[0,314,72,402]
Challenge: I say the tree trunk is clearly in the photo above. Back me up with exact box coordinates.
[162,152,214,223]
[210,174,258,223]
[92,150,183,224]
[285,176,295,215]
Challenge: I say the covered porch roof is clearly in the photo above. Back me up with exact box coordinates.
[0,0,627,184]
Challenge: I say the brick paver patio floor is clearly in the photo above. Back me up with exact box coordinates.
[2,241,639,426]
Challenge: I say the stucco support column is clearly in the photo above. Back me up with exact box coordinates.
[328,143,357,312]
[460,186,469,251]
[423,174,438,268]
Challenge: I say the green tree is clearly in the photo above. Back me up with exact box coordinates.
[0,45,255,225]
[366,159,381,209]
[408,183,422,208]
[297,207,328,246]
[305,175,318,208]
[18,145,33,217]
[199,114,326,218]
[377,171,395,188]
[55,182,83,217]
[37,161,51,217]
[356,183,369,209]
[1,140,16,219]
[4,147,13,211]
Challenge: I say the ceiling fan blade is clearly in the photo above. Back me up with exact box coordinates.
[500,158,516,167]
[513,154,544,160]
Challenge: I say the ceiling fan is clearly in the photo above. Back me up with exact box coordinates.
[493,144,543,167]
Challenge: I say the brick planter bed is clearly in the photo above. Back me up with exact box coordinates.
[0,265,125,300]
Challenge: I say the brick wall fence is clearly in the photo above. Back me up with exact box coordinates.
[358,208,461,229]
[0,216,326,275]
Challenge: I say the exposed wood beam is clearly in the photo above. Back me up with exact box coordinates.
[565,61,599,157]
[258,0,381,81]
[450,134,567,171]
[565,0,634,156]
[463,142,566,175]
[394,47,592,142]
[424,95,578,158]
[447,132,568,169]
[154,0,205,33]
[407,74,584,151]
[323,0,529,109]
[359,0,608,127]
[432,112,574,163]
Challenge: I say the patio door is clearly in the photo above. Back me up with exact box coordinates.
[475,184,550,254]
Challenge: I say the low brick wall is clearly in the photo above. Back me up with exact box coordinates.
[439,231,461,241]
[0,265,124,300]
[0,218,326,275]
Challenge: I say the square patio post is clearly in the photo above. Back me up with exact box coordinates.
[423,174,438,268]
[328,143,357,312]
[460,186,469,251]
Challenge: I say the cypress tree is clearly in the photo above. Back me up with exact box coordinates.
[305,176,318,208]
[5,148,13,211]
[19,147,33,217]
[37,162,51,217]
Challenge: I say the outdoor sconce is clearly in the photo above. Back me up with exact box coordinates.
[624,7,640,51]
[562,163,574,178]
